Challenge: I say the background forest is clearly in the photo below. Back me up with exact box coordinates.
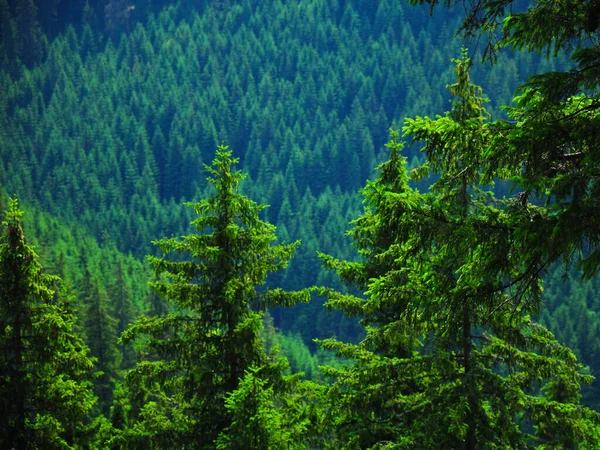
[1,0,600,447]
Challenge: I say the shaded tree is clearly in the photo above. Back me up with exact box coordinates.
[109,261,137,370]
[80,269,120,417]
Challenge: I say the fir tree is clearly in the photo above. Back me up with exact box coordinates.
[411,0,600,405]
[121,145,310,449]
[109,261,137,370]
[80,269,120,417]
[0,199,96,449]
[318,54,600,449]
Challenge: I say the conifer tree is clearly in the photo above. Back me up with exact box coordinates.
[80,269,120,417]
[215,366,309,450]
[319,54,600,449]
[0,199,96,449]
[411,0,600,405]
[14,0,45,67]
[121,145,311,449]
[110,261,137,370]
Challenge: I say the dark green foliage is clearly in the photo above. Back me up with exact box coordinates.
[0,199,97,449]
[0,0,46,72]
[542,268,600,408]
[109,261,137,370]
[0,0,562,350]
[410,0,599,61]
[120,146,311,448]
[79,269,120,417]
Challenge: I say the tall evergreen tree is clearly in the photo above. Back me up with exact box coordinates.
[80,269,121,417]
[110,261,137,370]
[318,54,600,449]
[411,0,600,406]
[14,0,44,67]
[121,145,310,449]
[0,199,96,449]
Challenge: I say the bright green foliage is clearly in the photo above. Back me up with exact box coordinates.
[411,0,600,405]
[215,367,298,450]
[1,1,600,444]
[214,365,327,449]
[0,199,97,449]
[318,54,600,449]
[408,0,593,60]
[120,146,311,449]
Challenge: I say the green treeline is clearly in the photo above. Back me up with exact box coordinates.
[1,0,600,448]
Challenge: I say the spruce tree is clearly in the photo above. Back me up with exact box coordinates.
[410,0,600,407]
[121,145,310,449]
[80,269,120,417]
[0,199,96,449]
[215,367,299,450]
[110,261,137,370]
[319,54,600,449]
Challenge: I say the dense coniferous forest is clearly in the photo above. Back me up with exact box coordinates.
[1,0,600,448]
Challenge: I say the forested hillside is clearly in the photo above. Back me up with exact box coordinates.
[0,0,569,345]
[1,0,600,447]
